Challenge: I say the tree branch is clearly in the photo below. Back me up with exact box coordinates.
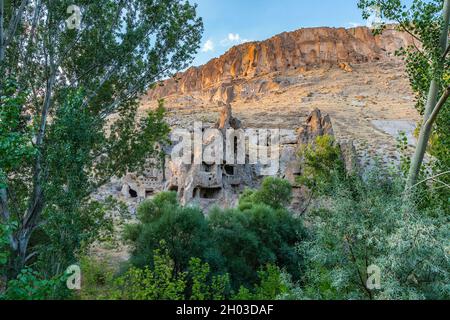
[4,0,28,48]
[0,0,4,62]
[0,188,10,222]
[344,236,373,300]
[432,179,450,189]
[22,0,42,68]
[425,85,450,128]
[444,44,450,59]
[407,171,450,190]
[24,17,58,231]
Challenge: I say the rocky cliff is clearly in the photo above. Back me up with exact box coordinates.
[147,26,414,102]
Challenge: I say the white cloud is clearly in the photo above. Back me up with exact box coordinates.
[220,33,251,46]
[201,39,215,52]
[348,22,363,28]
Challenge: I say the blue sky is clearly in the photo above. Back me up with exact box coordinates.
[191,0,370,66]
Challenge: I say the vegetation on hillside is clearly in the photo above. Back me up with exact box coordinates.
[0,0,449,301]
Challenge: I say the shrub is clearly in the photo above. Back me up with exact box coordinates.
[0,268,71,300]
[297,135,344,194]
[239,177,292,210]
[126,180,306,292]
[209,203,306,289]
[85,243,230,300]
[124,192,213,273]
[300,168,450,300]
[253,177,293,209]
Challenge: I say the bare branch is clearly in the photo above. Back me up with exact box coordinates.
[407,171,450,190]
[432,179,450,189]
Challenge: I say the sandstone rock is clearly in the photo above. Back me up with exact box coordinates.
[115,106,359,214]
[147,26,414,102]
[339,62,353,72]
[339,140,359,174]
[297,109,334,145]
[284,109,335,186]
[215,102,242,130]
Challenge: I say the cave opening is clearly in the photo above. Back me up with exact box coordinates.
[224,165,235,176]
[194,187,222,199]
[129,188,138,198]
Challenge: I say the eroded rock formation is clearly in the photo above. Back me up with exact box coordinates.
[107,105,355,213]
[147,26,414,103]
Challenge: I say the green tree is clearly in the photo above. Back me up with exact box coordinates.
[211,180,306,289]
[252,177,293,210]
[124,192,213,274]
[80,243,230,300]
[126,181,306,292]
[296,135,344,195]
[0,0,202,276]
[358,0,450,193]
[232,265,293,300]
[301,168,449,300]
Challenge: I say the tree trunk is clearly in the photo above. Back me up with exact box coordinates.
[0,0,4,62]
[406,0,450,190]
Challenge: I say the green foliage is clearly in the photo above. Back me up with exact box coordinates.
[0,0,201,277]
[188,258,230,300]
[358,0,449,209]
[0,223,14,268]
[301,168,449,300]
[78,256,115,300]
[233,265,291,300]
[0,78,36,188]
[209,204,306,290]
[124,193,212,273]
[126,180,306,292]
[81,243,229,300]
[111,245,187,300]
[297,135,344,194]
[0,268,71,300]
[238,177,292,210]
[252,177,293,210]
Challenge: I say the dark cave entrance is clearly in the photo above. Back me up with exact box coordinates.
[129,188,138,198]
[194,187,222,199]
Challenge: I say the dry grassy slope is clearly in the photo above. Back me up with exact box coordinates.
[140,58,419,168]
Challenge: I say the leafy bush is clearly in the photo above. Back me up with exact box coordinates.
[238,178,293,210]
[124,193,212,273]
[297,135,344,194]
[209,203,306,290]
[125,178,306,291]
[0,268,71,300]
[80,243,229,300]
[301,168,450,300]
[232,265,293,300]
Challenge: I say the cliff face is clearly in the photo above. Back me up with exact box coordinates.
[147,26,413,101]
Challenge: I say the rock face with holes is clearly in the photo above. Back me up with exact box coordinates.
[97,26,419,214]
[164,103,258,209]
[96,105,357,213]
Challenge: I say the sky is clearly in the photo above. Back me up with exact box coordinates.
[190,0,416,66]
